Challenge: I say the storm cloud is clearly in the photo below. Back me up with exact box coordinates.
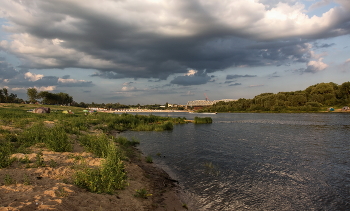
[226,74,257,80]
[0,0,349,82]
[0,58,19,80]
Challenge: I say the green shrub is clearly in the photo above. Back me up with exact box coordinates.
[45,126,72,152]
[114,136,140,147]
[18,122,46,147]
[4,174,15,185]
[194,117,213,124]
[74,141,127,194]
[79,133,111,158]
[145,155,153,163]
[134,188,152,198]
[0,140,13,168]
[34,151,44,167]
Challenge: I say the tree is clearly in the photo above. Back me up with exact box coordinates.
[2,88,8,102]
[0,89,3,103]
[27,88,38,103]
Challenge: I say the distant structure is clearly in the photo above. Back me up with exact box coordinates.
[186,99,237,110]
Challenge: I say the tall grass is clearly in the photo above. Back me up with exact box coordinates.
[16,122,72,152]
[0,140,13,168]
[78,133,115,158]
[74,136,127,193]
[194,117,213,124]
[45,126,72,152]
[0,104,189,194]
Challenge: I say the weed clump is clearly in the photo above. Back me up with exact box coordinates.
[194,117,213,124]
[134,188,152,198]
[0,140,13,168]
[74,139,127,194]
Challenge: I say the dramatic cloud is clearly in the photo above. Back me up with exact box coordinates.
[4,71,94,88]
[24,72,43,81]
[226,74,257,80]
[170,69,211,86]
[0,0,349,83]
[0,58,18,80]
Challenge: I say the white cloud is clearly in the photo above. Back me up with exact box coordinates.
[309,0,333,11]
[121,86,137,92]
[185,69,197,76]
[58,78,87,84]
[305,58,328,73]
[34,86,56,91]
[24,72,44,81]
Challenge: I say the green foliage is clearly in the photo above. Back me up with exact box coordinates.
[34,151,44,167]
[49,159,58,168]
[4,174,15,185]
[74,140,127,194]
[45,126,72,152]
[0,140,13,168]
[134,188,152,198]
[114,136,140,147]
[17,123,72,152]
[27,88,38,103]
[23,174,31,185]
[19,155,31,164]
[194,117,213,124]
[201,81,350,113]
[145,155,153,163]
[79,133,114,158]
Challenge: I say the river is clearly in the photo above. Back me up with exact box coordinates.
[123,113,350,210]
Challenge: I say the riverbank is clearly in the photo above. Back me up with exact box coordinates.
[0,142,188,211]
[0,104,189,210]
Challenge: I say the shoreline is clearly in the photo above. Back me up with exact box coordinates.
[129,147,189,210]
[0,144,189,211]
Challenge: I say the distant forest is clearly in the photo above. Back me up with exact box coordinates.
[200,82,350,112]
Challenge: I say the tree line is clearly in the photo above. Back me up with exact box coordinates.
[200,82,350,112]
[26,88,73,105]
[0,88,23,103]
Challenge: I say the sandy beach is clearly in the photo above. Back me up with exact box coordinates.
[0,141,188,211]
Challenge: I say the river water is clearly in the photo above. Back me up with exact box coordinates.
[123,113,350,210]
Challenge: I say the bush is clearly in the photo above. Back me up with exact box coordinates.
[74,141,127,193]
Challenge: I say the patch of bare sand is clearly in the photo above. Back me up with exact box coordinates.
[0,147,189,211]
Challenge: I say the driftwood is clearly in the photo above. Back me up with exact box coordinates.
[32,107,50,113]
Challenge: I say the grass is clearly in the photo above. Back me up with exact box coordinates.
[134,188,152,199]
[73,140,127,194]
[34,151,44,167]
[23,174,31,185]
[0,103,187,195]
[194,117,213,124]
[145,155,153,163]
[4,174,15,185]
[0,139,14,168]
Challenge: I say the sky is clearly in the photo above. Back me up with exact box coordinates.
[0,0,350,105]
